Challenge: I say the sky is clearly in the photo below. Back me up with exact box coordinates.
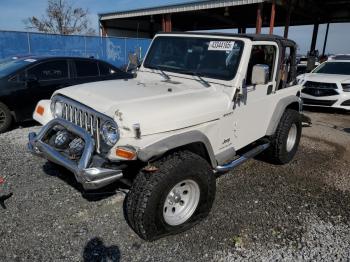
[0,0,349,55]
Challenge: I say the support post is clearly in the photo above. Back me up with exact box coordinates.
[269,0,276,34]
[162,14,172,32]
[256,3,263,34]
[100,22,108,37]
[310,23,319,52]
[284,5,291,38]
[239,27,246,34]
[149,16,154,38]
[322,23,330,56]
[167,14,172,32]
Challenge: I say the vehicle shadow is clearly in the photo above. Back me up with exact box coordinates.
[13,120,39,131]
[0,120,39,135]
[15,120,39,128]
[42,162,129,202]
[83,237,121,262]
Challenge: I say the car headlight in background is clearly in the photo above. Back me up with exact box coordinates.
[101,121,119,146]
[297,78,305,85]
[342,84,350,92]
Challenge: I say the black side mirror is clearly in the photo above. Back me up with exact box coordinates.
[26,74,38,83]
[24,74,38,88]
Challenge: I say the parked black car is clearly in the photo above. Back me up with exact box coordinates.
[0,56,132,133]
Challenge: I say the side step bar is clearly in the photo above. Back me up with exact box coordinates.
[215,143,270,173]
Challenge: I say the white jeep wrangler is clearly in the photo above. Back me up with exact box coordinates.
[28,33,302,241]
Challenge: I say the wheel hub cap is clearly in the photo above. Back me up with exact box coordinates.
[163,179,200,226]
[286,123,297,152]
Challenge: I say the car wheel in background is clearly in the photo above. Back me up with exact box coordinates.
[0,102,12,133]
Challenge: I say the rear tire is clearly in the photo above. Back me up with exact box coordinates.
[0,102,12,134]
[124,150,216,241]
[264,109,302,164]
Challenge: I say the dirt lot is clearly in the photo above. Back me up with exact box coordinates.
[0,110,350,261]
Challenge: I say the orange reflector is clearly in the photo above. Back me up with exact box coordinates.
[36,105,45,116]
[116,148,136,160]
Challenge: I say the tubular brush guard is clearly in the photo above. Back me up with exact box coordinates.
[27,118,123,190]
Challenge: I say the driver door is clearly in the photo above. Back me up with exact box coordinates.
[232,42,279,150]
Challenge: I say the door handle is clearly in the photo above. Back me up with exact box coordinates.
[267,84,273,95]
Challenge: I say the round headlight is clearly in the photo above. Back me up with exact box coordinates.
[101,121,119,146]
[54,101,64,117]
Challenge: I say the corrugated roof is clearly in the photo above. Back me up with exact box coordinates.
[106,0,205,14]
[100,0,266,20]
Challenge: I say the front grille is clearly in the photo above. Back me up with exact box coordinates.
[62,102,102,152]
[63,103,100,133]
[303,81,338,89]
[302,98,337,106]
[52,96,112,153]
[302,87,338,97]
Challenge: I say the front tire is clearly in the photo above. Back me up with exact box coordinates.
[125,150,216,241]
[264,109,302,164]
[0,102,12,134]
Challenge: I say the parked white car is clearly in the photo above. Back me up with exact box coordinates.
[28,33,303,241]
[298,56,350,110]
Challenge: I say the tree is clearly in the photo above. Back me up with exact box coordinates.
[24,0,96,35]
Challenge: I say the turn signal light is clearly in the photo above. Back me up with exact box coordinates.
[36,105,45,116]
[116,147,136,160]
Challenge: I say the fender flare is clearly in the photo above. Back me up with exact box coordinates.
[266,95,301,136]
[137,130,217,167]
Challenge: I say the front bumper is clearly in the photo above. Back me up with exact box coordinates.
[28,118,123,190]
[301,93,350,110]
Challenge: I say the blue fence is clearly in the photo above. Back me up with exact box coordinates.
[0,31,152,68]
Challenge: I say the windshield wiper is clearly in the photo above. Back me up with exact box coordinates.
[150,66,211,87]
[154,66,171,80]
[178,70,211,87]
[193,71,211,87]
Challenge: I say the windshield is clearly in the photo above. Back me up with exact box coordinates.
[144,36,244,80]
[313,62,350,75]
[0,58,33,78]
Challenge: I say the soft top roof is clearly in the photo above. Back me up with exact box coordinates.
[157,32,297,48]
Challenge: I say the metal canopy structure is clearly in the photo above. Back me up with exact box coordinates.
[99,0,350,54]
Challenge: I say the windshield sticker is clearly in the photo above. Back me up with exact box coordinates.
[24,59,37,63]
[208,41,235,51]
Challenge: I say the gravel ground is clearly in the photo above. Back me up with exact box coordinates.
[0,110,350,262]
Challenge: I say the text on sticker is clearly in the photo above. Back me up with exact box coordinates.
[208,41,235,51]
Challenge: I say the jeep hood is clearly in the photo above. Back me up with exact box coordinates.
[55,78,231,136]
